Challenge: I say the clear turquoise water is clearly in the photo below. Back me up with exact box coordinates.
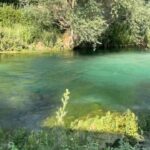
[0,52,150,128]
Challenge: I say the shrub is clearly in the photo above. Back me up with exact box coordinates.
[102,0,150,48]
[40,0,107,49]
[71,109,142,140]
[0,4,22,26]
[21,5,61,47]
[0,24,37,51]
[43,90,142,140]
[106,140,142,150]
[0,127,144,150]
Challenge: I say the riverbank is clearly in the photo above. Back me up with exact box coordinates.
[1,90,149,150]
[0,107,147,150]
[0,48,75,57]
[0,106,149,150]
[0,127,146,150]
[1,1,150,53]
[0,113,150,150]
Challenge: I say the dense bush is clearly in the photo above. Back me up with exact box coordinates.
[0,4,61,51]
[0,4,23,26]
[43,90,142,142]
[0,23,42,51]
[38,0,150,49]
[102,0,150,48]
[41,0,107,49]
[0,0,150,51]
[0,25,28,51]
[0,128,143,150]
[71,110,141,140]
[22,5,61,47]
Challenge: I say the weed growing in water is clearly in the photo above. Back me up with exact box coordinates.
[56,89,70,126]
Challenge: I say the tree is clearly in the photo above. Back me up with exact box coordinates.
[41,0,107,49]
[102,0,150,48]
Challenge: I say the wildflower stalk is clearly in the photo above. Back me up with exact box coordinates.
[56,89,70,126]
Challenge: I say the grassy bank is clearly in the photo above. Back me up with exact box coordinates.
[0,49,71,54]
[0,4,62,52]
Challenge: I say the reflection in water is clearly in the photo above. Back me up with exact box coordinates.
[0,52,150,129]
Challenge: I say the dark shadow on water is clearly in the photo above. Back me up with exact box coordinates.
[73,47,147,56]
[0,91,60,129]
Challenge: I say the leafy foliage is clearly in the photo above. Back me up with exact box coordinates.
[0,128,144,150]
[0,25,31,51]
[0,4,22,26]
[102,0,150,48]
[41,0,107,49]
[72,0,106,48]
[71,109,142,140]
[0,0,150,50]
[43,90,142,141]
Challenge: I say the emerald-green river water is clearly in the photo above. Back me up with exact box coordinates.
[0,52,150,129]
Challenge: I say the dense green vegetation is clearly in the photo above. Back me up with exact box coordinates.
[0,128,145,150]
[43,90,142,141]
[0,0,150,51]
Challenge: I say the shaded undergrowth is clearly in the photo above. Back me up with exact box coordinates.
[0,127,145,150]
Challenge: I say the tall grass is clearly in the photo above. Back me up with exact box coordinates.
[0,4,61,51]
[0,24,36,51]
[55,89,70,125]
[0,4,22,26]
[0,128,143,150]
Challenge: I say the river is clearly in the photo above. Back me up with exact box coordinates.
[0,51,150,129]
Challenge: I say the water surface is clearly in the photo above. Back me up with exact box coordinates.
[0,52,150,128]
